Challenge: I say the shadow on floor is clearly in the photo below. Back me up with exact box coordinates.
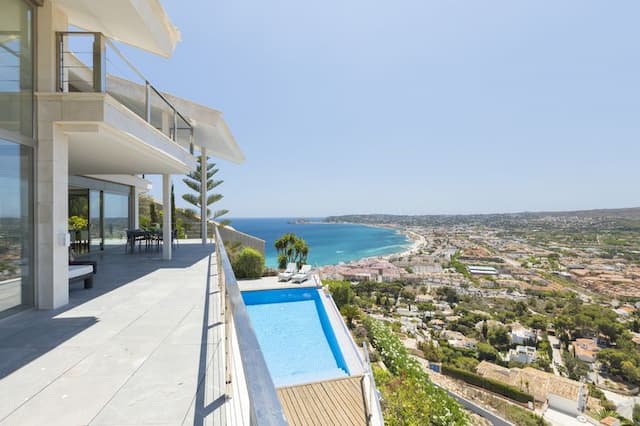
[0,242,215,381]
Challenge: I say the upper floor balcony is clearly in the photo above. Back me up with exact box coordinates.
[37,25,243,177]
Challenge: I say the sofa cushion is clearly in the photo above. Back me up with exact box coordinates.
[69,264,93,279]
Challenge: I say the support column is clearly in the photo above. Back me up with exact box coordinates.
[35,2,70,309]
[132,187,140,229]
[37,125,69,309]
[162,174,172,260]
[200,149,207,244]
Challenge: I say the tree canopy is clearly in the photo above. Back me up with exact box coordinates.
[182,156,229,227]
[274,233,309,269]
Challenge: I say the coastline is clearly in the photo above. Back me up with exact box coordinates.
[237,218,422,267]
[326,220,426,264]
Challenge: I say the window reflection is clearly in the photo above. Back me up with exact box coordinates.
[0,0,34,138]
[0,139,33,318]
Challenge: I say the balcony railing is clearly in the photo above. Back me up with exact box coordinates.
[55,31,194,150]
[214,226,288,426]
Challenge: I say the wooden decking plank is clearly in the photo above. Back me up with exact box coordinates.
[334,379,365,424]
[299,384,325,425]
[323,378,360,424]
[319,380,348,424]
[283,388,307,425]
[290,386,316,426]
[312,382,341,426]
[277,376,367,426]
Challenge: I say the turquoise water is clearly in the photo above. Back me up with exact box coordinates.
[230,218,411,267]
[242,288,348,387]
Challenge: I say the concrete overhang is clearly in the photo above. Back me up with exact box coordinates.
[37,92,197,175]
[52,0,180,57]
[107,76,245,164]
[85,174,152,191]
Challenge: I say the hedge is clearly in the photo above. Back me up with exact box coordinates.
[442,364,534,404]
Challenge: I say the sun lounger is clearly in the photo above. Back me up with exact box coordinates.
[278,263,297,281]
[292,264,312,283]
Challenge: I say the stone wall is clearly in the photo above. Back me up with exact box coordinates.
[218,226,266,256]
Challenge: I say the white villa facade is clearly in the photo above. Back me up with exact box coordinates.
[1,0,243,317]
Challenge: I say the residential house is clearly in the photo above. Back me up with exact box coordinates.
[507,346,538,364]
[442,330,477,349]
[476,361,587,415]
[572,338,600,363]
[510,324,537,345]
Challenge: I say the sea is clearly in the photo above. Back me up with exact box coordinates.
[229,218,411,268]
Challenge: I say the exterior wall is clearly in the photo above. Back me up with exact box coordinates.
[218,226,265,256]
[547,393,579,416]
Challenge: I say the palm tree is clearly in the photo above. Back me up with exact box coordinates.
[340,305,361,329]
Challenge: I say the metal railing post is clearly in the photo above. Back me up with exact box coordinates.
[93,33,106,92]
[144,81,151,123]
[55,32,63,92]
[172,109,178,141]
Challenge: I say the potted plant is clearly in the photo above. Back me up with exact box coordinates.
[68,215,88,243]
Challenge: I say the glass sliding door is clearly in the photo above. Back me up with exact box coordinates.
[0,139,33,318]
[89,190,102,251]
[103,192,129,246]
[69,189,89,253]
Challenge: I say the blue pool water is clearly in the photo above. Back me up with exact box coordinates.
[230,217,411,267]
[242,288,349,387]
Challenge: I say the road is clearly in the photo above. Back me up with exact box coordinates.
[547,335,565,376]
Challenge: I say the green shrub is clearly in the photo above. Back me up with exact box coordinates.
[441,365,534,403]
[363,317,468,425]
[232,247,264,279]
[326,280,354,309]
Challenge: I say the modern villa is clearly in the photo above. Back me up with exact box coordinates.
[0,1,382,425]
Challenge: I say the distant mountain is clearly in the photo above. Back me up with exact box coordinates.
[325,207,640,227]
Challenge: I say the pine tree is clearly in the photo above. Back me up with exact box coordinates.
[150,202,159,226]
[182,156,229,231]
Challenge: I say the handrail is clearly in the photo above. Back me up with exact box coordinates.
[214,226,288,426]
[362,341,384,425]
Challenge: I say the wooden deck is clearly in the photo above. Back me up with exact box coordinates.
[277,376,368,426]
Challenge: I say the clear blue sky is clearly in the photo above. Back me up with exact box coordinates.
[125,0,640,217]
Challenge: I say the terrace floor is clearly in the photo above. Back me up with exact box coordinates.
[0,242,226,426]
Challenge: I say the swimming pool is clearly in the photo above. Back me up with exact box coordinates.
[241,288,349,387]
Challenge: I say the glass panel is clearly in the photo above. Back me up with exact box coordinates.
[0,138,33,318]
[89,190,102,251]
[0,0,34,138]
[68,189,89,254]
[103,192,129,246]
